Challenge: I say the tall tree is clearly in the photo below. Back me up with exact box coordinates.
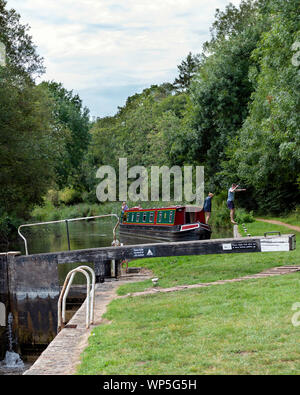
[180,0,273,193]
[0,70,62,219]
[173,52,202,92]
[41,81,91,190]
[0,0,44,79]
[221,0,300,212]
[0,1,58,247]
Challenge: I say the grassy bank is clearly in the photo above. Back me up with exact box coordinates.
[78,273,300,375]
[77,220,299,375]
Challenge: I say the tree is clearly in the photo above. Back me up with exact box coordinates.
[173,52,202,92]
[41,81,91,190]
[0,0,44,79]
[0,69,62,220]
[0,1,58,248]
[189,1,268,190]
[221,0,300,212]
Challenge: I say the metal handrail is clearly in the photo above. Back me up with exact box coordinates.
[62,265,95,325]
[57,266,96,332]
[18,214,120,255]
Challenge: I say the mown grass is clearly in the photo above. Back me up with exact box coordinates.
[238,220,299,237]
[78,273,300,375]
[77,219,299,375]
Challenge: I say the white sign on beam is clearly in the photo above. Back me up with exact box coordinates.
[260,237,290,252]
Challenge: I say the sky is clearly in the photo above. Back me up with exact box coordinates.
[6,0,242,118]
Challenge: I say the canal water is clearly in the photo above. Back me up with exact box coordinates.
[0,219,232,375]
[10,220,232,255]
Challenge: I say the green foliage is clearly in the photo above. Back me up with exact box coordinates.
[172,52,202,92]
[0,0,45,78]
[209,201,231,228]
[221,0,300,212]
[58,187,82,205]
[190,1,269,190]
[0,69,62,219]
[41,81,91,190]
[235,208,255,224]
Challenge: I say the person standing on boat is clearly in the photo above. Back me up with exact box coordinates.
[227,184,246,224]
[203,192,214,223]
[121,201,128,222]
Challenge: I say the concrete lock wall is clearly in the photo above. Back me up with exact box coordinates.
[1,251,115,356]
[0,253,9,359]
[7,253,60,355]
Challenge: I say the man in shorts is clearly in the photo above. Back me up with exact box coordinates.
[203,192,214,223]
[227,184,246,224]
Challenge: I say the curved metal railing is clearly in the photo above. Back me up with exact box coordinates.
[18,214,120,255]
[57,265,96,332]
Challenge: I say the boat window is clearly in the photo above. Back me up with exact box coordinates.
[149,212,154,222]
[143,212,147,222]
[185,212,191,224]
[136,213,140,222]
[169,211,173,223]
[158,211,163,223]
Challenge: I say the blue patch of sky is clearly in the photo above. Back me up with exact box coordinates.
[80,83,150,118]
[84,23,151,33]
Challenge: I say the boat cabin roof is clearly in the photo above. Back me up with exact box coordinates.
[125,205,203,212]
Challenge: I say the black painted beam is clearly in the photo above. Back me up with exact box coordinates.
[16,234,296,265]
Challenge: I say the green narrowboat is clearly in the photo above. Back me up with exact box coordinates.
[120,206,211,242]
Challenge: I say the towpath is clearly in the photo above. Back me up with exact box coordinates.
[255,218,300,232]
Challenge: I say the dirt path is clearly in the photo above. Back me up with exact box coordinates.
[117,265,300,299]
[256,218,300,232]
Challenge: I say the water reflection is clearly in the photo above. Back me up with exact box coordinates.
[11,220,233,255]
[12,220,118,255]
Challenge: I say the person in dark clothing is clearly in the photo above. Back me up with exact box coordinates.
[203,192,214,223]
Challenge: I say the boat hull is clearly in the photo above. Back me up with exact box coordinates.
[119,223,211,243]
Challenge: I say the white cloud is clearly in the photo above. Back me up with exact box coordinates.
[6,0,242,116]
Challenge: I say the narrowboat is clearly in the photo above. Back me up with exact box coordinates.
[120,206,212,242]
